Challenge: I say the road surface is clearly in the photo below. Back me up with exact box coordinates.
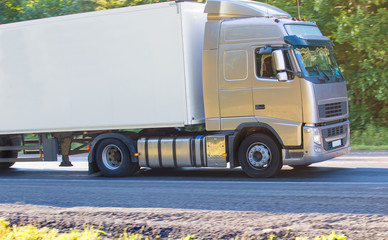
[0,151,387,215]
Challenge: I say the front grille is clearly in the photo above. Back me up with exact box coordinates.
[327,125,345,137]
[319,101,347,119]
[322,124,348,151]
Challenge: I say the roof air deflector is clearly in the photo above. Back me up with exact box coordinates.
[205,0,292,20]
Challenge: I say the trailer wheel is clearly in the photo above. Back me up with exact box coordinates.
[238,134,282,178]
[0,152,16,169]
[96,138,138,177]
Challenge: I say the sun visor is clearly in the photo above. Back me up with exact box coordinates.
[284,35,334,47]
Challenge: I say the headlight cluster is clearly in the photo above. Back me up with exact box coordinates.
[313,128,322,153]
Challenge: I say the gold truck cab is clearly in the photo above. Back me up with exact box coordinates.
[202,0,350,176]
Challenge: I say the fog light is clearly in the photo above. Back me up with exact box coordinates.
[314,145,322,153]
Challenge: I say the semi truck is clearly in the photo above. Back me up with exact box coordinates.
[0,0,350,178]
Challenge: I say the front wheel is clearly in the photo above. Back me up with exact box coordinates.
[238,134,282,178]
[95,138,139,177]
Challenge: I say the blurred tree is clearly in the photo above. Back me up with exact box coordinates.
[20,0,95,20]
[95,0,169,10]
[0,0,23,23]
[334,2,387,129]
[0,0,96,23]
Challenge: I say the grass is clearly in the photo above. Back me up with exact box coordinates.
[0,219,348,240]
[350,125,388,150]
[350,145,388,150]
[294,232,347,240]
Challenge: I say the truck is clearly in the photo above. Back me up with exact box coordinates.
[0,0,351,178]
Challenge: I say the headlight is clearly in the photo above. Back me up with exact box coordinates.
[313,128,322,145]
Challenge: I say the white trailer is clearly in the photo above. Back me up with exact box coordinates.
[0,0,351,178]
[0,1,205,134]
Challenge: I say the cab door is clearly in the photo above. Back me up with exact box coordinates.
[252,47,303,146]
[218,44,254,130]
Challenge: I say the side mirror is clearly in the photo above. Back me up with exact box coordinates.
[272,50,286,71]
[277,72,288,82]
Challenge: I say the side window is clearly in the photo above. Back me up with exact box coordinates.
[256,53,276,78]
[255,48,295,79]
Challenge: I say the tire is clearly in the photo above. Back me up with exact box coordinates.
[0,136,18,169]
[95,138,139,177]
[238,133,282,178]
[0,152,16,169]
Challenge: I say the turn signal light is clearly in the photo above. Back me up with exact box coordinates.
[222,153,227,157]
[134,153,140,157]
[87,146,90,151]
[292,17,307,21]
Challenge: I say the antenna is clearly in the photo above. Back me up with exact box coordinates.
[297,0,301,19]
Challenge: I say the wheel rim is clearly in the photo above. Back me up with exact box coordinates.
[102,144,123,170]
[246,143,271,169]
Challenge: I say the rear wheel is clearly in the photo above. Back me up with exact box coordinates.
[96,138,139,177]
[238,134,282,178]
[0,137,18,169]
[0,151,16,169]
[0,161,15,169]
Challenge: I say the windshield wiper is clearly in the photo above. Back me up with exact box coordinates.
[329,64,345,80]
[314,65,330,81]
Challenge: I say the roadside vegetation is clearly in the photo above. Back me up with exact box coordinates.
[0,219,348,240]
[351,125,388,150]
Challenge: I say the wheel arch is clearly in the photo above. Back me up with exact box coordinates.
[229,123,284,168]
[88,132,138,174]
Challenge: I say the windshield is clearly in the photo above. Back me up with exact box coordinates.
[294,46,343,80]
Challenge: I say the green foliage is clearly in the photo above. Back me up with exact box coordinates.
[351,125,388,148]
[0,0,95,23]
[334,1,387,130]
[295,232,347,240]
[94,0,170,10]
[0,219,104,240]
[0,0,23,23]
[177,235,195,240]
[0,219,350,240]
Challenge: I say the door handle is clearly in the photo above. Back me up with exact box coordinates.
[255,104,265,110]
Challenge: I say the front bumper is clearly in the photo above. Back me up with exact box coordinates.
[283,121,351,166]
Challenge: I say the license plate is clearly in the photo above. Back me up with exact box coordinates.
[332,139,341,148]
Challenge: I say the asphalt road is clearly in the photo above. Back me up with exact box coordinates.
[0,151,387,215]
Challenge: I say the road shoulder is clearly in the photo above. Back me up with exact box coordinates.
[0,204,387,239]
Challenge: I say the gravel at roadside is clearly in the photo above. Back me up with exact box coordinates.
[0,204,387,239]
